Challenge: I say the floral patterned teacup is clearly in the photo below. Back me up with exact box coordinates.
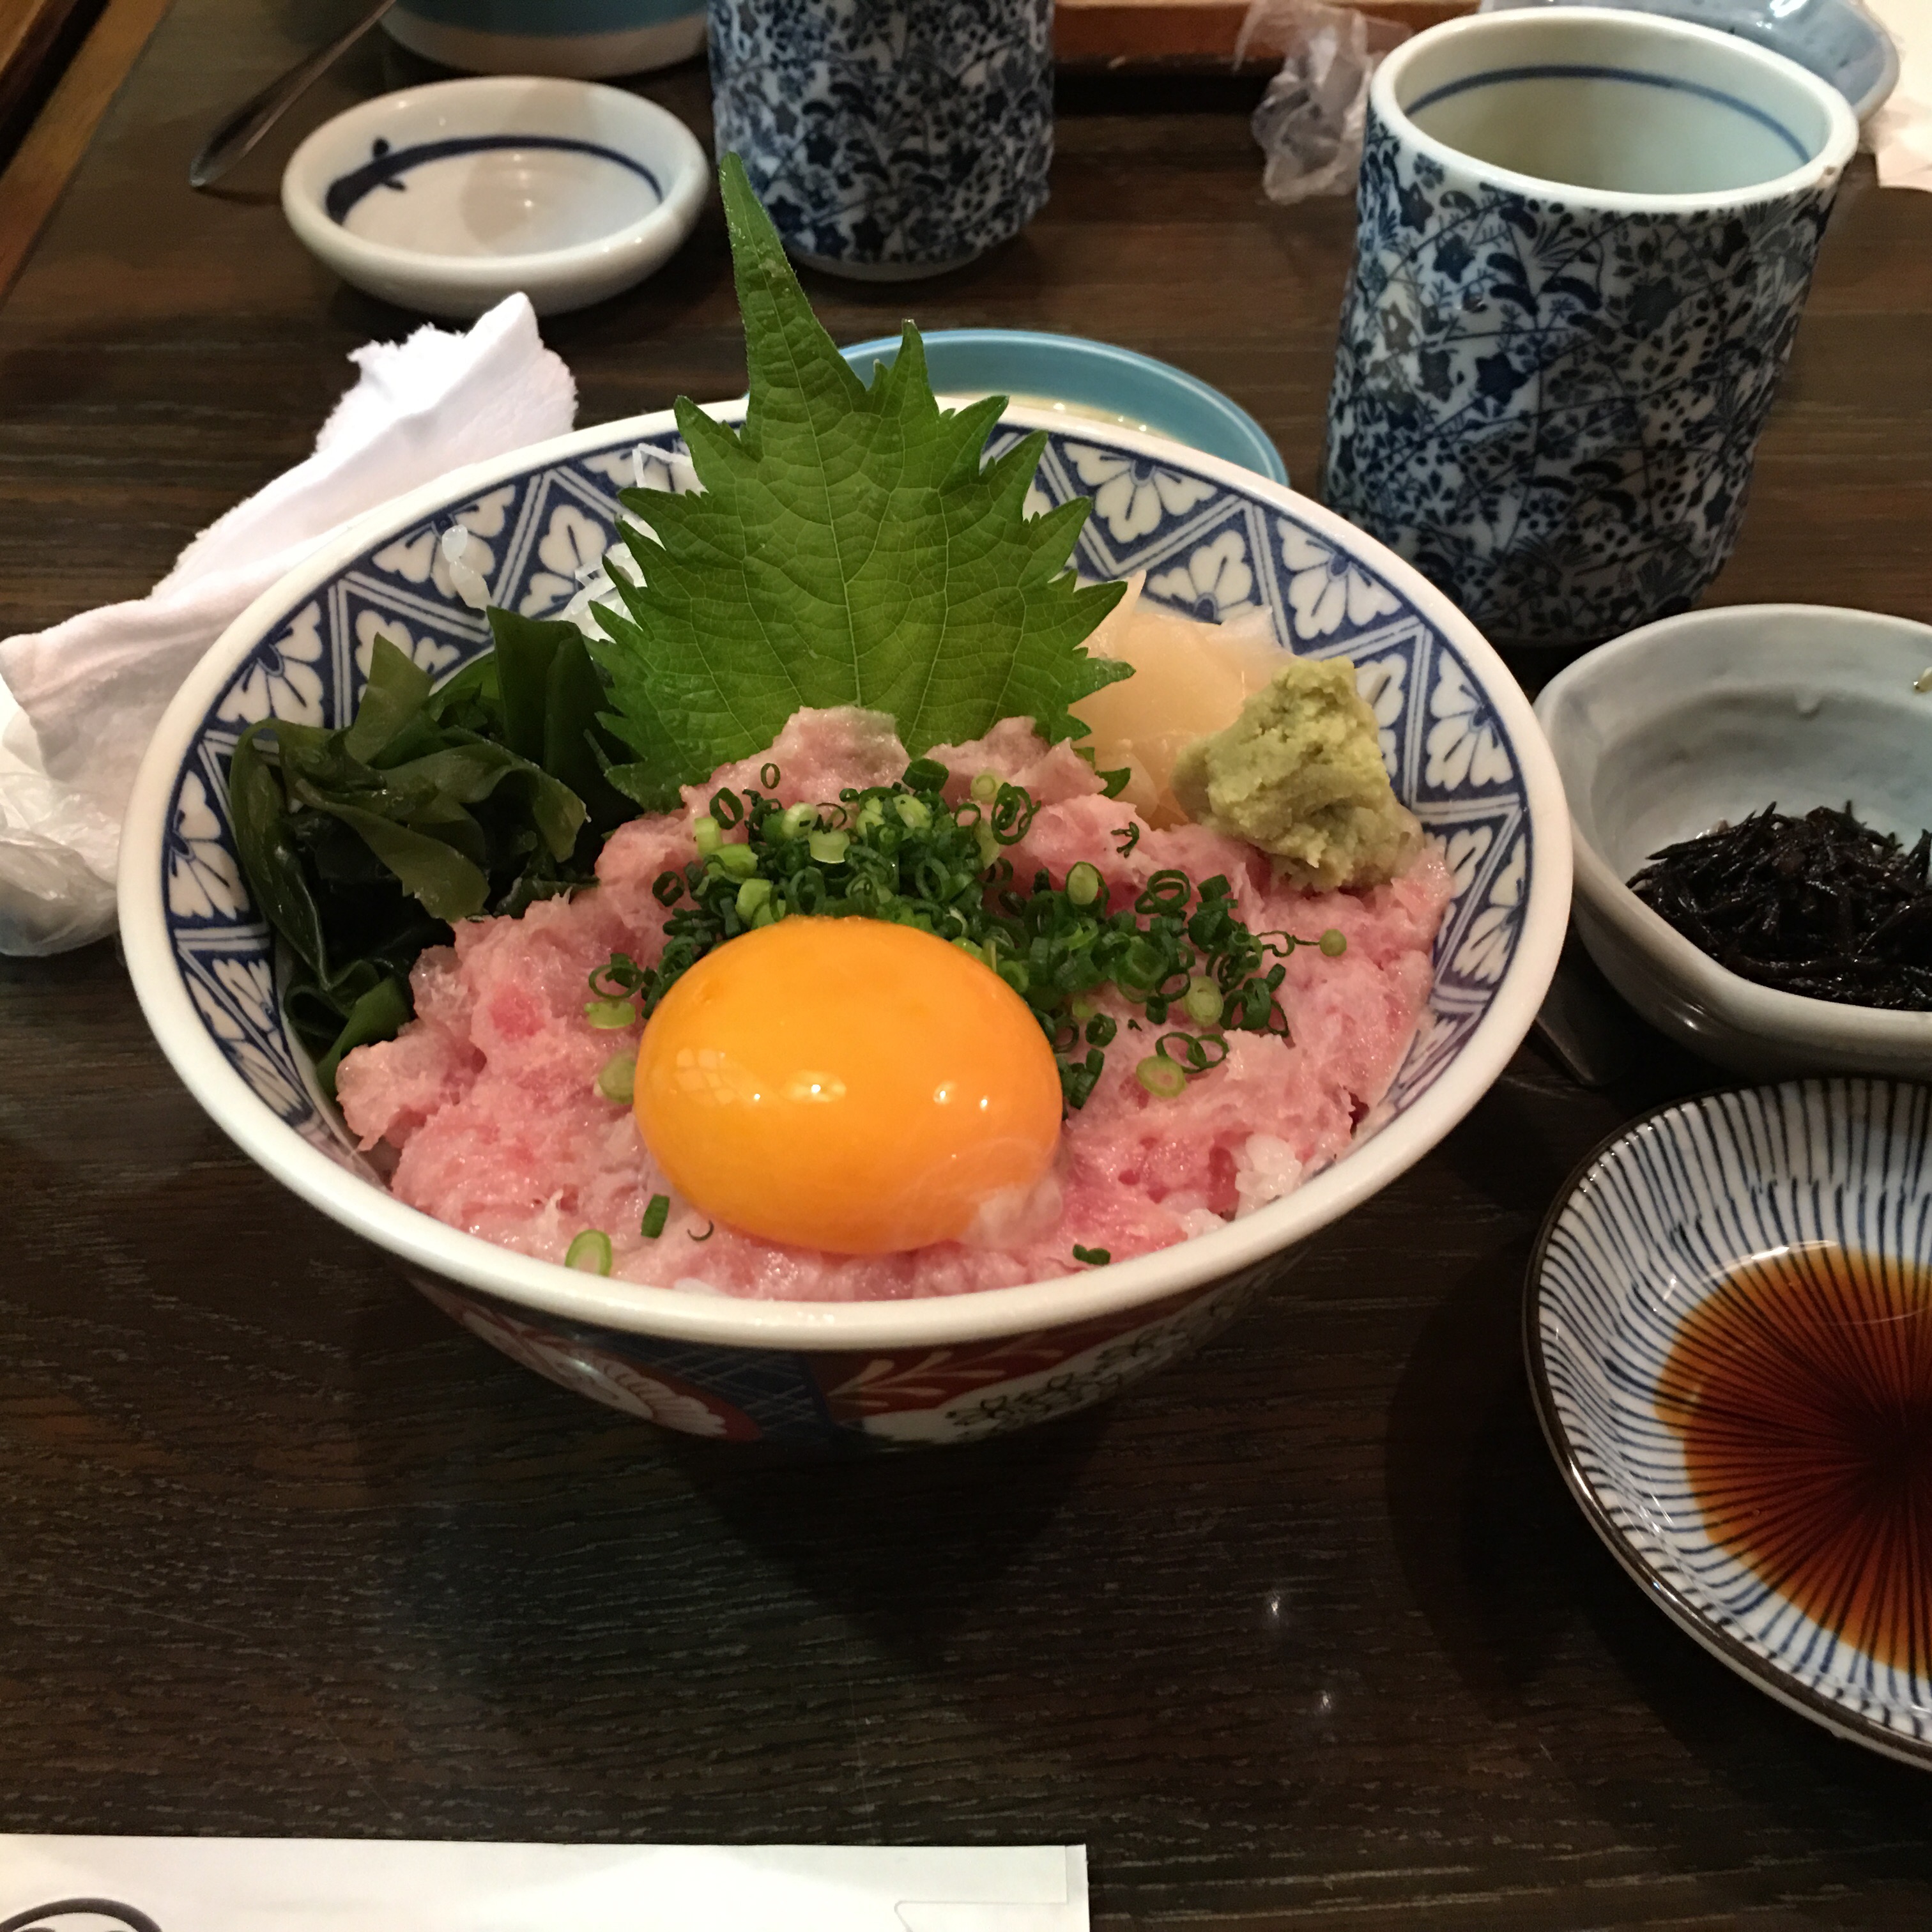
[1323,7,1859,650]
[709,0,1054,279]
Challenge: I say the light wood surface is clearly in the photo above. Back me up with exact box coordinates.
[0,0,174,303]
[0,0,95,130]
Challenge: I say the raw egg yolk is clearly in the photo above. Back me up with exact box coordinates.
[632,917,1062,1254]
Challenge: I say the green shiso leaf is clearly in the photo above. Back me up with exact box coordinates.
[590,152,1131,811]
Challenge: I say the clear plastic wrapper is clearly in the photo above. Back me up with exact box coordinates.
[1239,0,1412,203]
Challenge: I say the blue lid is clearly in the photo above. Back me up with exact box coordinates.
[838,328,1289,487]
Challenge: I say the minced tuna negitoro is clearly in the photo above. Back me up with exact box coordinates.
[337,707,1450,1301]
[233,153,1451,1301]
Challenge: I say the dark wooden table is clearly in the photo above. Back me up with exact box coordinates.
[5,3,1932,1925]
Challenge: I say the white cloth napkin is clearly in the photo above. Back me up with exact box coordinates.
[1864,0,1932,187]
[0,292,578,956]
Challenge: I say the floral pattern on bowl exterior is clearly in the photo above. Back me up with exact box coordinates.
[160,421,1537,1444]
[1324,111,1839,650]
[707,0,1052,275]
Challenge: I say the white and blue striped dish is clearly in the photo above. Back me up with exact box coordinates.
[1529,1079,1932,1765]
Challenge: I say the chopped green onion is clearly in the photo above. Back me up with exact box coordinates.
[583,997,636,1029]
[615,771,1330,1122]
[565,1230,612,1275]
[1072,1243,1111,1266]
[689,1221,716,1243]
[1319,928,1348,957]
[1135,1052,1188,1099]
[641,1193,670,1239]
[1183,974,1224,1027]
[595,1051,636,1103]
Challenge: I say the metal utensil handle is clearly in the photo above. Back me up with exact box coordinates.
[188,0,400,190]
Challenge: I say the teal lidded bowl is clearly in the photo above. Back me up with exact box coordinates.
[385,0,707,79]
[839,330,1289,486]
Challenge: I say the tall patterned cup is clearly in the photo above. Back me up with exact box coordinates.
[1323,8,1859,650]
[709,0,1054,280]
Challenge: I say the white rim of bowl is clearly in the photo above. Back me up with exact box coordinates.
[1373,6,1860,214]
[1537,602,1932,1052]
[119,403,1574,1354]
[280,77,709,286]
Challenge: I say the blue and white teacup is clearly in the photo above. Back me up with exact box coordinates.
[709,0,1054,280]
[1323,8,1859,650]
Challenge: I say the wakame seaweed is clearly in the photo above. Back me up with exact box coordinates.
[231,610,633,1094]
[1629,803,1932,1011]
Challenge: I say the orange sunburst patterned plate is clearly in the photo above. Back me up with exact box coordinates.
[1528,1078,1932,1767]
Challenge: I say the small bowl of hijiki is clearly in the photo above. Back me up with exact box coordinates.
[118,158,1569,1448]
[1537,602,1932,1080]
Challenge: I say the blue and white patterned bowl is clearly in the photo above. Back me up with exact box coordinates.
[1530,1078,1932,1765]
[119,407,1570,1446]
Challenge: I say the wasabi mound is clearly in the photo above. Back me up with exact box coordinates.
[1170,658,1422,891]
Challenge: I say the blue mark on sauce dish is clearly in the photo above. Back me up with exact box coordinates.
[325,135,663,226]
[1406,63,1812,165]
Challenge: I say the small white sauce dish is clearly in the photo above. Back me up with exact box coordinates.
[282,77,708,319]
[1535,603,1932,1079]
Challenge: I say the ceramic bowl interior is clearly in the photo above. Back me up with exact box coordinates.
[1535,602,1932,1078]
[1476,0,1899,121]
[1529,1078,1932,1765]
[1390,6,1850,195]
[119,406,1570,1439]
[281,78,708,318]
[838,330,1289,486]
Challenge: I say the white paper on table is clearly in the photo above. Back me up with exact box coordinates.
[1863,0,1932,190]
[0,1840,1089,1931]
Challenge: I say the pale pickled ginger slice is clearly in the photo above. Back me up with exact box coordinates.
[1072,574,1285,827]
